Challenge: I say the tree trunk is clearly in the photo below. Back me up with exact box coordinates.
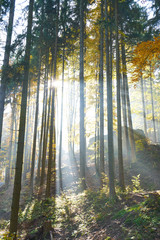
[79,0,86,190]
[140,74,148,138]
[95,64,100,175]
[36,73,46,183]
[115,0,125,191]
[23,93,31,181]
[9,0,34,235]
[105,0,116,197]
[150,65,156,142]
[99,0,104,187]
[5,98,15,186]
[58,47,65,193]
[30,50,41,193]
[121,33,131,164]
[40,50,49,187]
[122,41,136,163]
[45,0,60,198]
[0,0,15,148]
[11,95,17,179]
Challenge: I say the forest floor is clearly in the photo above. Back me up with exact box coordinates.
[1,187,159,240]
[0,140,160,239]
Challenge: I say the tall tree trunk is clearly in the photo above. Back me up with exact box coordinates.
[121,33,131,164]
[71,63,77,162]
[45,0,60,198]
[0,0,15,148]
[99,0,104,187]
[43,76,52,192]
[115,0,125,191]
[58,0,67,193]
[140,74,148,138]
[36,74,46,183]
[40,51,49,187]
[121,40,136,163]
[5,99,15,186]
[30,50,41,193]
[95,64,100,175]
[58,47,65,193]
[23,94,31,180]
[36,0,44,184]
[9,0,34,235]
[105,0,116,197]
[27,103,34,173]
[79,0,86,190]
[150,65,156,142]
[11,96,17,179]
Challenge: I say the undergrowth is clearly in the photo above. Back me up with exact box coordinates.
[113,194,160,239]
[1,176,160,239]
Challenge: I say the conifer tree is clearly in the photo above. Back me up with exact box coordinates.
[99,0,104,187]
[79,0,86,190]
[115,0,125,191]
[105,0,116,197]
[9,0,34,235]
[0,0,15,148]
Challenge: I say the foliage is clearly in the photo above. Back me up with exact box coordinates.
[18,197,55,234]
[131,174,141,192]
[131,35,160,82]
[1,232,20,240]
[113,193,160,240]
[2,185,159,239]
[55,189,114,238]
[54,189,160,239]
[0,0,160,238]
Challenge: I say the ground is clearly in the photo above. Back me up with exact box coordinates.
[0,140,160,239]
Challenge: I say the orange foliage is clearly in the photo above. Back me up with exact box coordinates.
[131,35,160,82]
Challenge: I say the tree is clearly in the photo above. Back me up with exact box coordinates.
[140,74,148,137]
[5,94,15,186]
[58,0,69,193]
[132,36,160,142]
[115,0,125,191]
[149,65,156,142]
[40,50,49,187]
[9,0,34,235]
[121,38,136,163]
[79,0,86,190]
[46,0,60,198]
[105,0,116,197]
[30,50,41,193]
[0,0,15,148]
[99,0,104,187]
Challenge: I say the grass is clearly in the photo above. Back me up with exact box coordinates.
[1,179,160,239]
[113,193,160,239]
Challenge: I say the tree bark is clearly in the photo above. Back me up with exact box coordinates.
[5,96,15,186]
[0,0,15,148]
[150,65,156,142]
[122,41,136,163]
[105,0,116,197]
[30,50,41,193]
[121,34,131,164]
[37,73,46,183]
[99,0,104,187]
[9,0,34,235]
[40,50,49,187]
[45,0,60,198]
[140,74,148,138]
[79,0,86,190]
[58,47,65,193]
[115,0,125,191]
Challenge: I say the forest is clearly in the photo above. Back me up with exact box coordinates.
[0,0,160,239]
